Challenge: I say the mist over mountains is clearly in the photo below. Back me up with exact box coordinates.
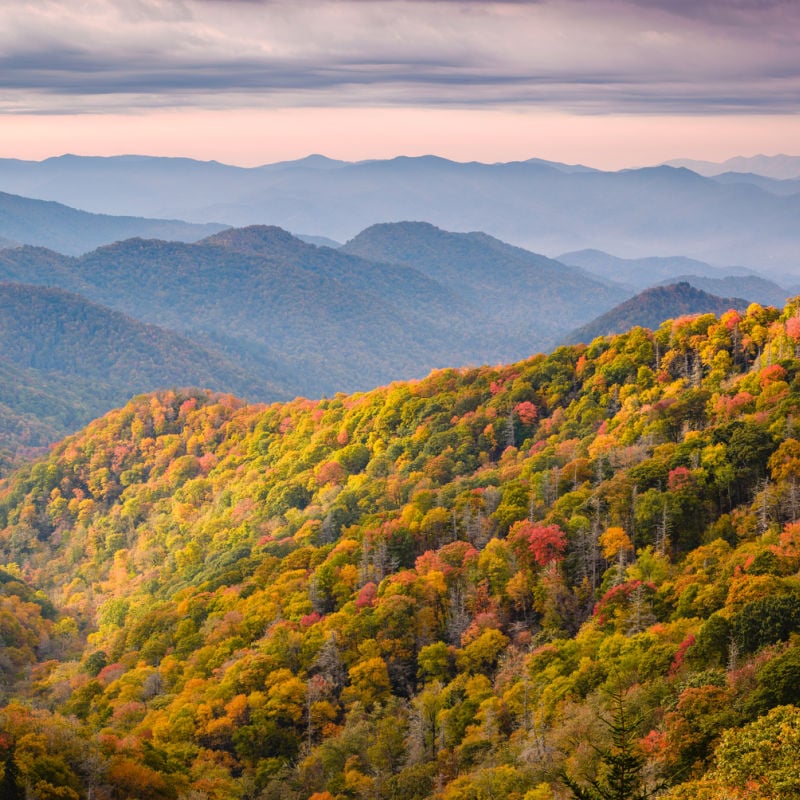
[1,154,799,271]
[665,154,800,180]
[0,223,626,404]
[0,189,224,255]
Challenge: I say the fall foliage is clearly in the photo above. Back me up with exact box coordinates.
[2,299,800,798]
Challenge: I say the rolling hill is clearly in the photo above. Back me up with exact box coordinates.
[0,282,293,468]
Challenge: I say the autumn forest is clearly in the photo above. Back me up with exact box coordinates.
[3,297,800,799]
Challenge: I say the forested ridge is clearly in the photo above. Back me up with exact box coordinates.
[0,224,627,402]
[2,300,800,798]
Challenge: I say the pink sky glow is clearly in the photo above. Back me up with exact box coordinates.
[4,108,800,170]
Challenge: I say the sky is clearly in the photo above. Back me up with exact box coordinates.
[0,0,798,168]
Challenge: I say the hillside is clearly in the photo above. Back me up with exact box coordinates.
[1,155,799,270]
[2,300,800,798]
[0,245,84,290]
[0,225,629,399]
[0,282,291,467]
[340,221,629,345]
[0,359,96,473]
[0,190,225,255]
[0,229,459,397]
[563,282,749,344]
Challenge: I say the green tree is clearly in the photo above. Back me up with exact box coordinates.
[561,687,663,800]
[711,705,800,799]
[0,749,24,800]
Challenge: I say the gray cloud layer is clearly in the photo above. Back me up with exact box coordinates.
[0,0,798,114]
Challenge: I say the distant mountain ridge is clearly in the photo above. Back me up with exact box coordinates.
[562,282,749,344]
[1,154,799,270]
[708,171,800,198]
[665,154,800,180]
[341,221,628,346]
[0,222,627,467]
[558,248,755,290]
[654,275,789,308]
[0,189,225,255]
[0,224,630,404]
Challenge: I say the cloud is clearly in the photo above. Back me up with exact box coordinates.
[0,0,797,115]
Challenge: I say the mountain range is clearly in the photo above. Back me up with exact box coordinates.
[3,209,793,469]
[0,223,629,400]
[3,149,800,800]
[556,249,756,289]
[1,154,799,270]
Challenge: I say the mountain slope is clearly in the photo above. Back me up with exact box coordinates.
[1,154,799,270]
[0,245,88,291]
[0,358,97,472]
[654,274,789,308]
[71,228,467,397]
[0,189,226,255]
[0,282,292,467]
[0,225,628,398]
[2,300,800,798]
[340,221,629,346]
[562,282,749,343]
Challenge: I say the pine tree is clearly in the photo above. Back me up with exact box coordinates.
[561,687,664,800]
[0,750,24,800]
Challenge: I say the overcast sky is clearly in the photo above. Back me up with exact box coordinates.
[0,0,798,166]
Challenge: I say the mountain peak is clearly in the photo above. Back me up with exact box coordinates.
[200,224,305,254]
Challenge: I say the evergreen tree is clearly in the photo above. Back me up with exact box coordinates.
[0,750,24,800]
[561,687,663,800]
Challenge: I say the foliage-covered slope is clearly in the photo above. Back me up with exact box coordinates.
[0,282,291,470]
[2,300,800,798]
[0,245,85,290]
